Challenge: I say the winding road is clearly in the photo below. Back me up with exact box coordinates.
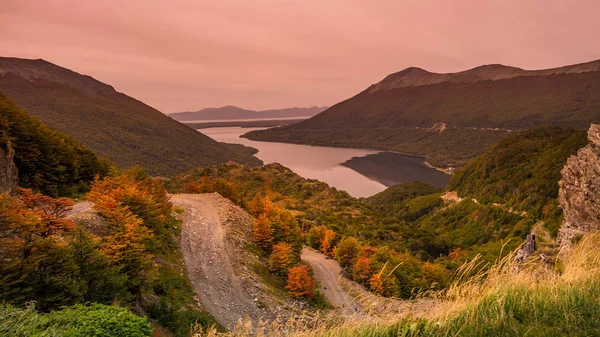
[301,248,362,315]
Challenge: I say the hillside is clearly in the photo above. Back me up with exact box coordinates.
[448,127,588,235]
[0,93,107,196]
[244,60,600,168]
[0,57,261,175]
[170,105,327,121]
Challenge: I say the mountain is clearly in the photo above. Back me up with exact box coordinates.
[244,60,600,168]
[0,93,107,196]
[0,57,261,175]
[169,105,327,121]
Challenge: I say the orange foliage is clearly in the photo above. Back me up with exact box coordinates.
[352,257,373,284]
[268,242,296,275]
[448,247,469,260]
[285,265,315,299]
[252,214,274,251]
[17,188,76,238]
[369,271,398,297]
[320,229,337,257]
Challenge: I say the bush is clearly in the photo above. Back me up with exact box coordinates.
[0,303,152,337]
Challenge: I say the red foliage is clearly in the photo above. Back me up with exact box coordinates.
[285,265,315,299]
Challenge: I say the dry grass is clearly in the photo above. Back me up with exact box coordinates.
[191,232,600,337]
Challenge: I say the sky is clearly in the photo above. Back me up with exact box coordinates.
[1,0,599,113]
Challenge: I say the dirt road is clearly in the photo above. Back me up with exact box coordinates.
[301,248,362,315]
[302,247,438,318]
[171,194,263,329]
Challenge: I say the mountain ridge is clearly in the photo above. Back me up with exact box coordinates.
[170,105,327,121]
[0,57,261,175]
[245,59,600,167]
[369,59,600,92]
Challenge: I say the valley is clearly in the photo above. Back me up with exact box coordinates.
[1,5,600,334]
[244,61,600,168]
[201,127,449,197]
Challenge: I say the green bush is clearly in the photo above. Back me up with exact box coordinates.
[0,303,152,337]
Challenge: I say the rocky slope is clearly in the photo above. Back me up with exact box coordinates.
[0,57,261,175]
[171,193,304,329]
[558,124,600,245]
[0,141,17,194]
[245,60,600,167]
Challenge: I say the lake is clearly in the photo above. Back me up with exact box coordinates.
[200,127,450,198]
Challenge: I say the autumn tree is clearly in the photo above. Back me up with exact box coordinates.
[252,214,274,251]
[334,236,361,268]
[320,229,337,257]
[286,265,315,299]
[268,242,296,275]
[0,190,83,310]
[87,169,161,297]
[369,271,399,297]
[18,188,76,238]
[352,257,373,285]
[305,225,326,249]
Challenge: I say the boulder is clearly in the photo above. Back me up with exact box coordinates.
[558,124,600,246]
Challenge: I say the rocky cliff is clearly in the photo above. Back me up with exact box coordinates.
[558,124,600,245]
[0,141,18,194]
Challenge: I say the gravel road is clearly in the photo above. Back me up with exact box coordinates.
[172,193,263,329]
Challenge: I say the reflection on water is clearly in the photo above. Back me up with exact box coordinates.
[200,127,449,198]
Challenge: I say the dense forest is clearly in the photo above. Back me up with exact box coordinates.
[0,93,109,197]
[448,127,588,235]
[0,168,220,336]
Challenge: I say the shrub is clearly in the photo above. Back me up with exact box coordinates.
[286,265,315,299]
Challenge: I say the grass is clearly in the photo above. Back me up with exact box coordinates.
[192,232,600,337]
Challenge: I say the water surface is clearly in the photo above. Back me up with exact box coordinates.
[200,127,449,198]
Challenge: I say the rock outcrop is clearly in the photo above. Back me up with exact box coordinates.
[558,124,600,245]
[0,141,18,194]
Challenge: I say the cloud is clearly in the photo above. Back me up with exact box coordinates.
[1,0,599,112]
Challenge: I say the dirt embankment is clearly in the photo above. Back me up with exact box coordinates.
[301,248,362,315]
[172,193,267,329]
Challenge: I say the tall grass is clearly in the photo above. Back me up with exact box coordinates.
[193,232,600,337]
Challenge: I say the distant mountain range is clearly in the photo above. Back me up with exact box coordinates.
[244,60,600,168]
[169,105,327,121]
[0,57,261,175]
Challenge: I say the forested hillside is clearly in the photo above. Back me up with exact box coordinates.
[0,93,108,196]
[448,127,588,235]
[0,168,220,336]
[245,61,600,167]
[0,57,261,175]
[167,126,588,299]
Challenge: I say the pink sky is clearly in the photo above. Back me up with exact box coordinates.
[1,0,599,113]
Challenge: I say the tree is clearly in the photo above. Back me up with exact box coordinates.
[320,229,337,257]
[69,228,126,303]
[352,257,373,285]
[286,265,315,299]
[369,272,398,297]
[252,214,274,251]
[268,242,296,275]
[334,237,361,268]
[18,188,75,238]
[0,189,84,310]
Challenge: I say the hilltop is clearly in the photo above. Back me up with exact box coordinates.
[244,60,600,168]
[170,105,327,121]
[0,57,261,175]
